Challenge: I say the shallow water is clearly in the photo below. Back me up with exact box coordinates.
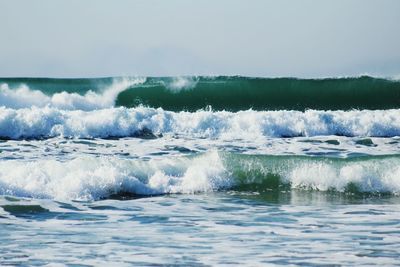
[1,193,400,266]
[2,136,400,266]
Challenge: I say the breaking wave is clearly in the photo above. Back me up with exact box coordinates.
[1,76,400,111]
[0,77,144,110]
[1,106,400,139]
[1,152,400,200]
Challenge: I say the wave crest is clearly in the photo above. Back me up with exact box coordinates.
[0,77,144,111]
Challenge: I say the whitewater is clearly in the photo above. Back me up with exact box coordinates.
[1,76,400,266]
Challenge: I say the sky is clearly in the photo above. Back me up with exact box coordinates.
[0,0,399,78]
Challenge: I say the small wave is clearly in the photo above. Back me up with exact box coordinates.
[1,152,399,200]
[0,77,144,110]
[1,107,400,139]
[226,153,400,194]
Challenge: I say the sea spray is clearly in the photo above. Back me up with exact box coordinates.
[0,77,145,110]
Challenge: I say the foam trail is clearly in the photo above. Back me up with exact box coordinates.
[1,107,400,139]
[0,77,144,110]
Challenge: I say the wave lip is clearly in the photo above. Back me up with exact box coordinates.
[0,77,144,111]
[0,152,400,201]
[1,107,400,140]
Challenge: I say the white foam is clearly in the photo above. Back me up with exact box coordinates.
[287,159,400,193]
[0,77,144,111]
[0,84,50,109]
[1,152,400,200]
[0,151,228,200]
[229,153,400,194]
[1,106,400,139]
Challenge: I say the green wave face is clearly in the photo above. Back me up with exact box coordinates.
[116,76,400,111]
[1,76,400,111]
[222,153,400,194]
[0,77,116,95]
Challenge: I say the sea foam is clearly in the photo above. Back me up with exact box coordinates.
[0,106,400,139]
[0,152,227,200]
[1,152,399,200]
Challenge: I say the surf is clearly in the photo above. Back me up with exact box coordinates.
[1,106,400,140]
[1,151,400,200]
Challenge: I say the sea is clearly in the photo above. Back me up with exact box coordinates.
[1,76,400,266]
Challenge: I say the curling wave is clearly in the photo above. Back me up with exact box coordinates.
[111,76,400,111]
[0,77,144,110]
[1,76,400,111]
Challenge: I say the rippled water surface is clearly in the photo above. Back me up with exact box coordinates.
[1,193,400,266]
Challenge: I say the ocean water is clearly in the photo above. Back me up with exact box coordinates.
[1,76,400,266]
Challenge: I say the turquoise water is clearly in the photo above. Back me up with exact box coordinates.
[1,76,400,266]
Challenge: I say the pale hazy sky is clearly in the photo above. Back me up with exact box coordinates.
[1,0,399,77]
